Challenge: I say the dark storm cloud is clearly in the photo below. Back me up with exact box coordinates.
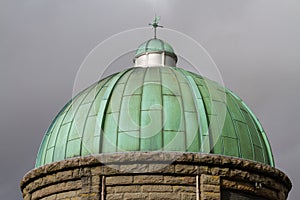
[0,0,299,199]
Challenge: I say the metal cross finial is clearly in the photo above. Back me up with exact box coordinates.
[149,15,163,39]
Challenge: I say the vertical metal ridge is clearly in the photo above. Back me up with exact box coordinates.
[36,99,73,167]
[188,73,214,153]
[239,99,274,166]
[50,85,94,165]
[97,68,133,153]
[226,90,255,161]
[229,90,256,160]
[223,91,242,157]
[176,68,209,153]
[79,76,114,156]
[238,98,267,163]
[138,67,148,150]
[169,67,187,151]
[159,67,164,151]
[114,69,135,152]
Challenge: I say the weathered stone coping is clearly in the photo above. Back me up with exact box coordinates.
[21,152,292,192]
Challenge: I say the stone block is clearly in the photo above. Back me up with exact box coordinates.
[106,193,123,200]
[124,192,148,200]
[106,176,133,185]
[120,164,149,173]
[173,185,196,193]
[91,166,103,175]
[80,192,100,200]
[149,192,180,200]
[202,185,220,193]
[43,174,57,185]
[181,192,197,200]
[55,170,73,181]
[115,185,142,193]
[56,190,78,199]
[149,192,179,200]
[148,163,175,173]
[72,168,80,178]
[221,179,236,188]
[102,165,120,174]
[201,191,220,200]
[164,176,195,185]
[142,185,173,192]
[105,186,115,194]
[175,164,197,174]
[42,194,56,200]
[201,175,220,185]
[134,175,163,184]
[92,175,100,184]
[66,180,81,190]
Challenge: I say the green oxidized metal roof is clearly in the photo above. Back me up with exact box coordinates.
[36,67,274,167]
[135,39,175,57]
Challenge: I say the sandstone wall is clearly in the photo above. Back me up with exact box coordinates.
[21,153,291,200]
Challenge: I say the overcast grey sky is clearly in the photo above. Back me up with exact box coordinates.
[0,0,299,199]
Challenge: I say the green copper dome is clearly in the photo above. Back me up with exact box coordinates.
[36,67,274,167]
[135,39,175,57]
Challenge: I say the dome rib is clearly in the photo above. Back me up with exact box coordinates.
[96,69,130,153]
[36,76,112,167]
[227,91,255,160]
[102,69,134,152]
[229,90,274,166]
[171,69,190,152]
[181,70,217,153]
[222,98,242,158]
[36,67,274,167]
[176,68,208,152]
[137,67,148,151]
[79,74,120,156]
[62,76,113,161]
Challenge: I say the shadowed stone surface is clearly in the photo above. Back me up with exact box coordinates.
[21,153,291,200]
